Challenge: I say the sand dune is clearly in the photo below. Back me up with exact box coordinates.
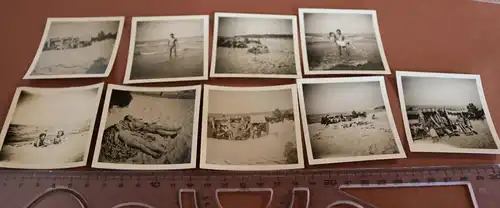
[308,111,398,159]
[215,39,297,75]
[32,40,116,75]
[0,132,90,164]
[206,120,297,165]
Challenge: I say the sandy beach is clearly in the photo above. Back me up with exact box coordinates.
[32,40,116,75]
[413,120,497,150]
[130,37,204,80]
[215,39,296,75]
[0,131,90,164]
[206,120,297,165]
[305,34,384,71]
[308,111,399,159]
[100,92,194,164]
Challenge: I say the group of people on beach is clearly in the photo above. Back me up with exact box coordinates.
[112,115,182,159]
[33,130,66,147]
[411,110,478,143]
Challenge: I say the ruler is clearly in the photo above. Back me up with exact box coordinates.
[1,164,499,208]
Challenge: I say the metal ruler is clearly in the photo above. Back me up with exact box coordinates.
[1,164,499,208]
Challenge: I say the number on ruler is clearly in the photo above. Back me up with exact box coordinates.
[150,181,161,188]
[324,180,337,186]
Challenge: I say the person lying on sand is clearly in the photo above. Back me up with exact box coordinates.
[52,130,66,145]
[33,133,48,147]
[114,119,167,159]
[329,29,351,58]
[124,115,181,139]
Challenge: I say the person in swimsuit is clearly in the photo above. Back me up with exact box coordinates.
[33,133,48,147]
[167,33,178,59]
[114,117,167,158]
[52,130,65,145]
[329,29,350,57]
[124,115,180,139]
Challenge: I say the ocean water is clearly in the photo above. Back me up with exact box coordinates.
[5,124,90,144]
[131,36,204,80]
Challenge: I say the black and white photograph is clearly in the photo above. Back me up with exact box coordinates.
[210,13,301,78]
[0,83,103,169]
[298,9,390,75]
[297,77,405,165]
[397,71,500,154]
[24,17,124,79]
[124,15,209,84]
[92,84,201,170]
[200,85,304,170]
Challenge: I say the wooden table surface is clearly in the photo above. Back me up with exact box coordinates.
[1,0,499,207]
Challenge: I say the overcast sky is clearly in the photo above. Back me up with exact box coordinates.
[218,17,292,37]
[11,88,99,128]
[303,81,385,115]
[208,89,293,114]
[47,21,119,40]
[402,76,483,108]
[304,13,375,34]
[136,19,204,41]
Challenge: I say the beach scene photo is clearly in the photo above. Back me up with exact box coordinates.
[93,85,200,170]
[201,85,303,170]
[398,72,500,154]
[126,16,208,83]
[212,13,300,78]
[0,84,103,169]
[25,17,123,78]
[298,77,404,164]
[299,9,389,74]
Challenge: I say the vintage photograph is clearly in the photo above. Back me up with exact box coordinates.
[200,85,304,170]
[298,9,390,75]
[124,16,209,84]
[211,13,301,78]
[297,77,405,164]
[397,71,500,154]
[24,17,124,79]
[0,83,103,169]
[92,84,201,170]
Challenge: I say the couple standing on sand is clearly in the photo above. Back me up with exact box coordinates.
[328,29,353,59]
[33,130,66,147]
[113,115,182,158]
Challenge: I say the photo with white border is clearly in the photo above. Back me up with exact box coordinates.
[92,84,201,170]
[23,17,125,79]
[0,83,104,169]
[124,15,209,84]
[200,84,304,170]
[210,13,302,79]
[298,8,390,75]
[297,77,406,165]
[397,71,500,154]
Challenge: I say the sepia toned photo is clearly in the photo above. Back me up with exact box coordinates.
[124,16,209,84]
[211,13,301,78]
[0,83,104,169]
[298,9,390,75]
[92,85,201,170]
[397,71,500,154]
[24,17,124,79]
[200,85,304,171]
[297,77,405,165]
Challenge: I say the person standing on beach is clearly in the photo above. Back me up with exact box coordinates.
[167,33,178,59]
[329,29,351,58]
